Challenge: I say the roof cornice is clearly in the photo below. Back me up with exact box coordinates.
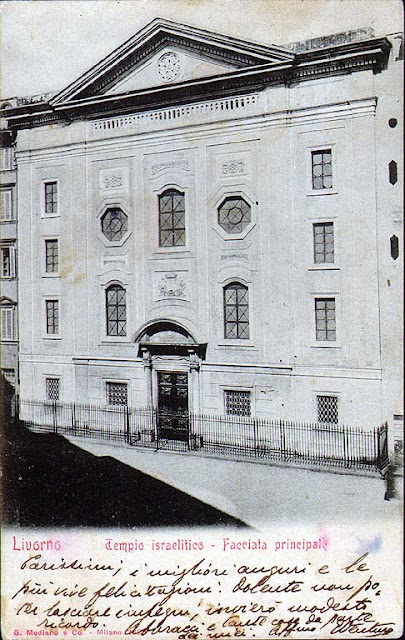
[1,35,390,130]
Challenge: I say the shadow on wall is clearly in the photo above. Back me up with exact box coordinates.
[1,378,246,528]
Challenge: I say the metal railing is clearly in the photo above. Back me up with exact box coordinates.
[18,399,388,472]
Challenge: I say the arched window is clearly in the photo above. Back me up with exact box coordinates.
[0,297,17,341]
[223,282,249,339]
[158,189,185,247]
[106,284,126,336]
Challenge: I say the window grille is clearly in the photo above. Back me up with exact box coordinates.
[0,245,15,277]
[0,306,16,341]
[0,189,13,221]
[158,189,185,247]
[46,378,60,401]
[46,300,59,334]
[107,382,128,406]
[315,298,336,341]
[312,149,332,190]
[313,222,334,263]
[317,395,338,423]
[218,197,251,234]
[106,285,126,336]
[225,390,251,416]
[44,182,58,214]
[224,282,249,339]
[101,207,128,242]
[45,239,59,273]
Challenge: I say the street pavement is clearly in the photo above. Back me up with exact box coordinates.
[66,437,402,530]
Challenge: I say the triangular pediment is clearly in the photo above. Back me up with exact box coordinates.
[105,45,237,95]
[51,18,294,105]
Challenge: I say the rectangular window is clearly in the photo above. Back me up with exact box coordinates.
[46,377,60,401]
[0,306,16,341]
[46,300,59,335]
[225,390,251,416]
[313,222,334,264]
[317,395,338,423]
[0,189,13,221]
[0,244,15,277]
[45,239,59,273]
[315,298,336,341]
[106,382,128,406]
[44,182,58,214]
[0,148,13,171]
[312,149,332,190]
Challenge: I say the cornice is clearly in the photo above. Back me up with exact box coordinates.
[2,36,390,131]
[14,97,377,163]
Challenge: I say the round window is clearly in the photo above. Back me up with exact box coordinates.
[218,197,251,234]
[101,207,128,241]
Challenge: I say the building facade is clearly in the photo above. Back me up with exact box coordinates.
[0,129,18,388]
[1,20,403,445]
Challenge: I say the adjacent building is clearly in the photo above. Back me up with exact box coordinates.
[0,20,402,449]
[0,128,18,388]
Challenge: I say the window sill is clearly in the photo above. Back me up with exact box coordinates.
[0,275,16,280]
[42,273,60,278]
[310,343,342,349]
[100,339,131,345]
[0,338,18,344]
[308,265,340,271]
[307,189,338,197]
[0,219,16,224]
[152,246,191,256]
[43,335,62,341]
[41,213,60,219]
[217,341,256,349]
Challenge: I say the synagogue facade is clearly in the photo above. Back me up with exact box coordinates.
[1,20,402,444]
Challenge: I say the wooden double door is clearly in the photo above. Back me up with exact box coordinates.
[157,371,189,441]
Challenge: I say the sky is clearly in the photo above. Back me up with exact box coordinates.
[0,0,403,98]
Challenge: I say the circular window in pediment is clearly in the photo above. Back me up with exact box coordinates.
[218,196,251,234]
[157,52,181,82]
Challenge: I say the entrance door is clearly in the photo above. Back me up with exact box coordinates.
[157,371,189,441]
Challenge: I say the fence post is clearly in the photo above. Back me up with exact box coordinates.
[71,402,76,435]
[154,408,159,451]
[280,420,286,455]
[343,425,348,467]
[52,401,57,434]
[125,406,130,444]
[253,417,258,457]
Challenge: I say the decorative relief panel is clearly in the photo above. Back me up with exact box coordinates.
[99,168,129,192]
[221,159,246,175]
[145,151,194,178]
[215,152,249,180]
[102,256,127,268]
[154,272,189,301]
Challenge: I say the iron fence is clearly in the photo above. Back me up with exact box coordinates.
[18,398,388,472]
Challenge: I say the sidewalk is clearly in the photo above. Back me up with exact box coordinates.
[66,437,402,530]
